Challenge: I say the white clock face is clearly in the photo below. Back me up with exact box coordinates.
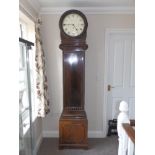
[62,13,85,37]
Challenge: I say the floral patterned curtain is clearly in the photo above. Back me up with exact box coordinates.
[35,22,50,117]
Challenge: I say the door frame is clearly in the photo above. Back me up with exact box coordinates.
[103,28,135,137]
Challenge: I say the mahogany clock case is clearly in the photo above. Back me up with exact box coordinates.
[59,10,88,149]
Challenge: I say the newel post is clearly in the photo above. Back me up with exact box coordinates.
[117,101,130,155]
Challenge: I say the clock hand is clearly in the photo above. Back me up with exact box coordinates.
[63,24,73,25]
[63,24,78,31]
[72,24,78,32]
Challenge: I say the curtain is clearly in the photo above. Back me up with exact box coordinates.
[35,22,50,117]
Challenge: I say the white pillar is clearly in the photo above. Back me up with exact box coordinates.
[117,101,130,155]
[127,138,134,155]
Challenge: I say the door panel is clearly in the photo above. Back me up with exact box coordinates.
[107,31,135,120]
[112,97,122,119]
[128,97,135,119]
[113,40,124,87]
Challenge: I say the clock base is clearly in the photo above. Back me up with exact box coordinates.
[59,111,88,149]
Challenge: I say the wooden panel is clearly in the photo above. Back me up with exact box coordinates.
[59,118,88,149]
[122,123,135,144]
[63,51,85,108]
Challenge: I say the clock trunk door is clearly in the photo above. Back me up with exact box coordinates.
[63,51,85,110]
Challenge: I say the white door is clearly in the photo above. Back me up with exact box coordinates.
[106,30,135,121]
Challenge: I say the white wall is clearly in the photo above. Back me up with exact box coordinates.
[40,13,135,137]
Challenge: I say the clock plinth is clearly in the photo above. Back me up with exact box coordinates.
[59,10,88,149]
[59,111,88,149]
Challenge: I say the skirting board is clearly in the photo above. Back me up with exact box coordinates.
[33,133,43,155]
[43,130,105,138]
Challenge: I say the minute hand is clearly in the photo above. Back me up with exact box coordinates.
[72,24,78,31]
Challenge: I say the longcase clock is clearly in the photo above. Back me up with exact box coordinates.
[59,10,88,149]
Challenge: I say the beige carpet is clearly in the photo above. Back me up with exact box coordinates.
[37,135,118,155]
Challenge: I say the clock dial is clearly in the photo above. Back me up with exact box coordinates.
[62,13,85,37]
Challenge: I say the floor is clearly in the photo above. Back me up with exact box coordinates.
[37,135,118,155]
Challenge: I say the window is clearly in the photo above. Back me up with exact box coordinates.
[19,11,36,135]
[19,42,30,134]
[19,20,28,39]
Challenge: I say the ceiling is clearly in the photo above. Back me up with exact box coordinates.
[37,0,134,7]
[28,0,135,14]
